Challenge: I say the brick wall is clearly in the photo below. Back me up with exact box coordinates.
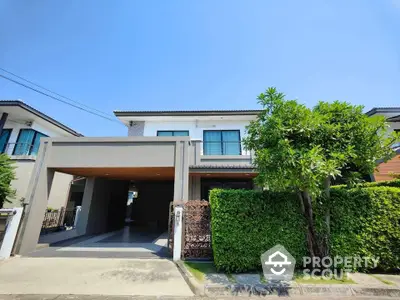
[374,153,400,181]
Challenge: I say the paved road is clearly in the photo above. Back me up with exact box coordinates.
[0,257,193,296]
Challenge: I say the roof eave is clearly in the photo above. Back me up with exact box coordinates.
[0,100,83,137]
[114,110,262,117]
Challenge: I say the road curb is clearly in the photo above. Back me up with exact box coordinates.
[175,261,205,296]
[203,282,400,297]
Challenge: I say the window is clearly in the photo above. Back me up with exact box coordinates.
[13,129,48,155]
[0,129,11,153]
[157,130,189,136]
[203,130,241,155]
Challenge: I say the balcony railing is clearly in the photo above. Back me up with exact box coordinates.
[1,143,38,156]
[189,140,253,166]
[201,141,251,156]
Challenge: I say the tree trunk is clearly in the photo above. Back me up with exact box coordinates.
[323,176,331,256]
[298,190,324,266]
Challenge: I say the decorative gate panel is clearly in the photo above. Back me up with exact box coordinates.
[182,200,212,259]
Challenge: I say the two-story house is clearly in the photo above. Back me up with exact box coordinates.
[16,109,260,255]
[0,100,82,209]
[366,107,400,181]
[115,110,259,200]
[15,108,400,255]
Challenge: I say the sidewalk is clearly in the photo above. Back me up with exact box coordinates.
[177,261,400,298]
[0,295,397,300]
[0,257,193,296]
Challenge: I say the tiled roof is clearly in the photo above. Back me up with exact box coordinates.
[387,115,400,122]
[365,107,400,117]
[0,100,82,136]
[189,165,254,169]
[114,109,262,117]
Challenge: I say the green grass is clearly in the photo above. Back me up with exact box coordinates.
[183,261,238,283]
[294,272,355,284]
[370,274,396,286]
[184,261,218,282]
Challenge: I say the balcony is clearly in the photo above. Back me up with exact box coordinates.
[189,140,253,166]
[1,143,38,160]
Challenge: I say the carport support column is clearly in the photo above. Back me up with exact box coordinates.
[17,140,54,255]
[173,205,183,261]
[174,140,189,203]
[76,177,95,235]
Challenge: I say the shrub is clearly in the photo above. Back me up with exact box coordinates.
[325,186,400,271]
[210,185,400,272]
[209,189,307,273]
[332,179,400,189]
[0,153,16,208]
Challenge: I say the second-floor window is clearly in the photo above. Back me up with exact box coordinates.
[13,129,47,156]
[0,129,12,153]
[203,130,241,155]
[157,130,189,136]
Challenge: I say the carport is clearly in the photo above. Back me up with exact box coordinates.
[16,137,190,256]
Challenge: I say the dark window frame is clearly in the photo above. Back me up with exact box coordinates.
[200,178,253,200]
[0,129,12,153]
[12,128,48,155]
[203,129,242,155]
[156,130,189,136]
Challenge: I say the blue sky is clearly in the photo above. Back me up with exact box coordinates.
[0,0,399,136]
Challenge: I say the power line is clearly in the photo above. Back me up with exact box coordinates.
[0,67,115,118]
[0,74,123,125]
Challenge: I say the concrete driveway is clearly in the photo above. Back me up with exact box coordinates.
[0,257,193,296]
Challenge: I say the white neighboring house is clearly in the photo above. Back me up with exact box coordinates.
[0,100,82,209]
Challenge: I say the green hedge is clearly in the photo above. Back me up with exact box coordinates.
[209,189,307,273]
[332,179,400,189]
[210,184,400,272]
[326,186,400,271]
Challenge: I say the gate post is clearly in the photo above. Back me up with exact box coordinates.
[73,206,82,228]
[0,207,23,259]
[173,205,183,261]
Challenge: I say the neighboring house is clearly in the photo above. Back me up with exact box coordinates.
[366,107,400,181]
[0,100,82,209]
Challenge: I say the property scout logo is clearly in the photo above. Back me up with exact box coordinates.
[261,244,295,281]
[261,244,379,281]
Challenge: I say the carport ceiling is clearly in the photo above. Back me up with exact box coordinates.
[54,167,175,180]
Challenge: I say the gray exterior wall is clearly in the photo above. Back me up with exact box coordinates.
[189,176,201,200]
[17,137,190,255]
[4,161,72,209]
[48,138,177,168]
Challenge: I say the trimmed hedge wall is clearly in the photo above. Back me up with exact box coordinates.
[209,189,307,273]
[326,186,400,271]
[210,182,400,272]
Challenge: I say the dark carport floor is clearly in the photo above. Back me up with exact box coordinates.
[27,225,170,258]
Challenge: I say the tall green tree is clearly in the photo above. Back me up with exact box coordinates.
[244,87,399,259]
[0,153,16,208]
